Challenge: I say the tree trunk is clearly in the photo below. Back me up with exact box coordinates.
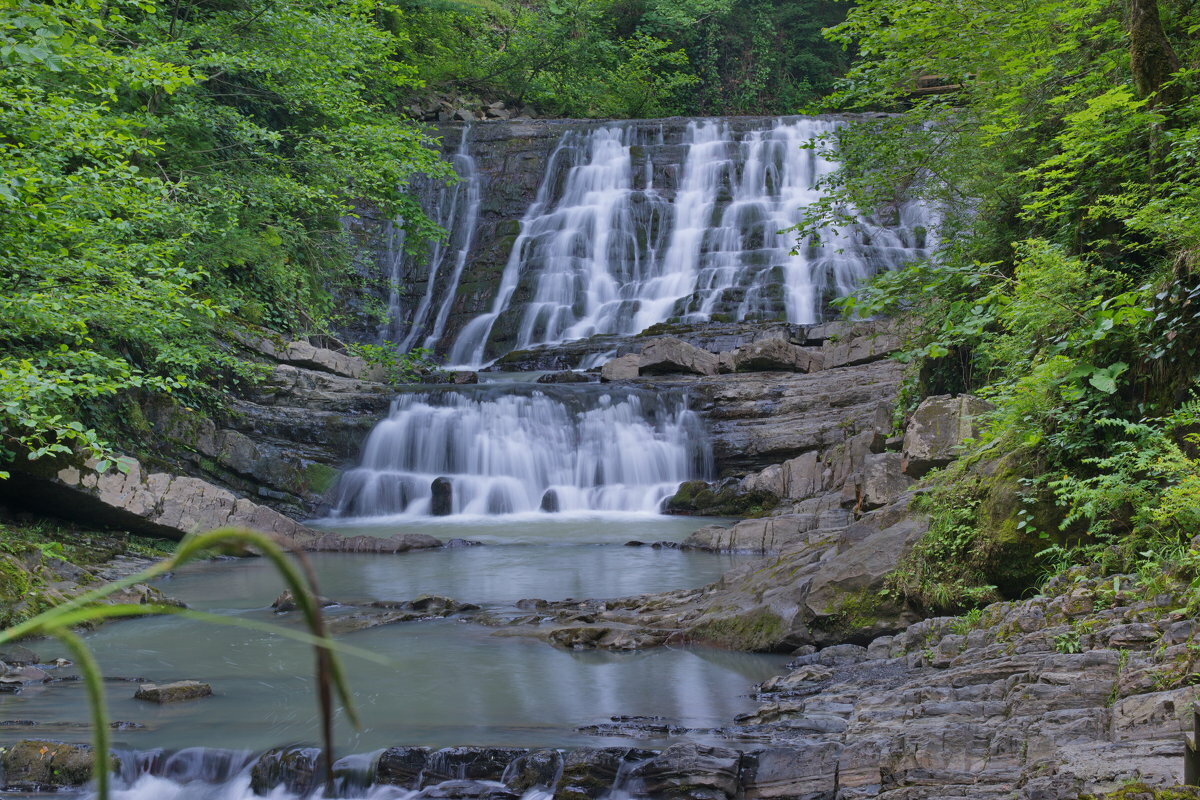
[1128,0,1179,104]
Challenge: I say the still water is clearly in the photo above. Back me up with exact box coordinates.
[0,516,785,753]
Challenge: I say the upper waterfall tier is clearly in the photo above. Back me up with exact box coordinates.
[331,383,710,519]
[370,117,932,366]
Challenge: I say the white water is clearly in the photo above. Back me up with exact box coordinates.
[380,126,481,352]
[442,117,932,366]
[331,384,709,518]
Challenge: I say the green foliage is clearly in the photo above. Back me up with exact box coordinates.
[393,0,846,117]
[348,343,444,385]
[1,0,446,474]
[816,0,1200,594]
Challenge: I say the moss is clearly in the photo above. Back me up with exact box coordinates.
[300,462,340,495]
[687,609,788,652]
[664,480,779,518]
[822,588,886,633]
[1078,783,1200,800]
[885,450,1054,613]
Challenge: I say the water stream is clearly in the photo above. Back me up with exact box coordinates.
[331,384,709,518]
[428,116,931,365]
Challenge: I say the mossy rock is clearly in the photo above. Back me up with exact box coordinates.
[2,740,115,788]
[665,480,778,518]
[686,609,788,652]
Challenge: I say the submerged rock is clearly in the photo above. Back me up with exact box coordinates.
[133,680,213,703]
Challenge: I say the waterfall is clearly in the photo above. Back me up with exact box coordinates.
[379,125,481,352]
[331,384,710,519]
[437,116,931,366]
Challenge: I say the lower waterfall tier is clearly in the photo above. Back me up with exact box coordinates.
[331,383,710,518]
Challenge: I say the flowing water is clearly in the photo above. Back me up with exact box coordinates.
[432,116,931,365]
[331,383,709,518]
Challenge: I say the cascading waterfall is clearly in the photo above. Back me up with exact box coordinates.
[379,126,481,352]
[440,116,931,366]
[331,384,709,519]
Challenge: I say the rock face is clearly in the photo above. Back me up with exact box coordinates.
[638,338,721,376]
[901,393,992,476]
[3,457,324,546]
[724,569,1200,800]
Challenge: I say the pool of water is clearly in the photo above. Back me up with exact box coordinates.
[0,516,784,753]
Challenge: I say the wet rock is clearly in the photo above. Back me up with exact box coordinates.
[376,746,431,788]
[547,626,668,650]
[271,590,336,613]
[250,746,322,795]
[0,666,51,687]
[638,338,719,377]
[631,743,742,800]
[600,354,641,381]
[731,339,822,373]
[504,749,563,792]
[554,747,656,800]
[133,680,213,703]
[2,739,111,789]
[422,747,530,785]
[901,394,991,477]
[417,780,518,800]
[450,371,479,385]
[537,371,591,384]
[431,477,454,516]
[541,489,560,513]
[446,538,483,548]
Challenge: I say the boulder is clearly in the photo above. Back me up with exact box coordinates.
[450,371,479,385]
[731,339,823,373]
[0,645,39,666]
[860,452,914,509]
[600,354,642,381]
[901,394,992,476]
[133,680,213,703]
[431,477,454,516]
[638,338,719,377]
